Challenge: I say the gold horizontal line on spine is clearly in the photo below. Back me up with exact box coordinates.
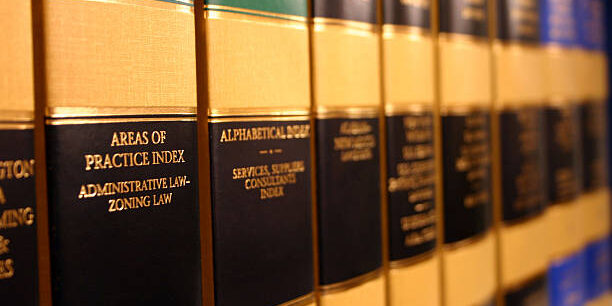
[208,108,309,118]
[389,249,437,269]
[501,269,547,295]
[204,4,306,23]
[73,0,194,12]
[496,103,548,111]
[492,39,541,50]
[385,104,433,116]
[47,107,196,118]
[439,105,490,116]
[0,110,34,122]
[277,292,315,306]
[47,117,196,125]
[318,268,383,295]
[500,210,546,228]
[208,115,310,123]
[312,17,378,36]
[438,32,488,45]
[382,24,430,39]
[315,107,380,119]
[443,229,492,251]
[0,123,34,130]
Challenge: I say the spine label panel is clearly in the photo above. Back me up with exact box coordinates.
[385,113,436,261]
[0,129,37,306]
[439,0,488,37]
[209,119,314,306]
[45,119,201,305]
[539,0,577,46]
[441,111,492,243]
[383,0,430,28]
[580,102,606,192]
[316,117,382,285]
[313,0,377,23]
[547,251,586,306]
[585,238,610,301]
[500,107,548,221]
[504,274,549,306]
[545,105,581,205]
[497,0,540,42]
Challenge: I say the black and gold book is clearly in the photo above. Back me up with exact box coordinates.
[381,0,440,305]
[310,0,385,304]
[575,0,611,303]
[540,0,587,304]
[36,0,202,304]
[437,0,497,305]
[492,0,550,304]
[0,1,38,305]
[199,1,315,305]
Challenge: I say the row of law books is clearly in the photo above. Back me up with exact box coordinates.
[0,0,610,305]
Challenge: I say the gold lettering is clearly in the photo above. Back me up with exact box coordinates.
[0,159,35,180]
[0,187,5,205]
[0,259,14,280]
[0,207,35,229]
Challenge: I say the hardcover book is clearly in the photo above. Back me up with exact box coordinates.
[575,0,611,303]
[381,0,440,305]
[311,0,385,304]
[200,1,315,305]
[540,0,587,303]
[492,0,550,304]
[437,0,497,305]
[0,1,38,305]
[37,0,202,304]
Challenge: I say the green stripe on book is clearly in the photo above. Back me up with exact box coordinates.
[206,0,307,17]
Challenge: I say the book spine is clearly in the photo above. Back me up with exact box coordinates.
[201,1,315,305]
[575,0,611,303]
[39,0,202,304]
[437,0,496,305]
[310,0,385,305]
[0,1,38,304]
[492,0,550,304]
[380,0,440,305]
[540,0,587,304]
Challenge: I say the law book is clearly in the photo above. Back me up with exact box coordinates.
[491,0,550,304]
[380,0,440,305]
[0,1,38,305]
[437,0,496,305]
[310,0,385,305]
[540,0,587,304]
[198,1,315,305]
[574,0,611,304]
[34,0,202,304]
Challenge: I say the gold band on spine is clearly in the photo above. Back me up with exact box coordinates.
[208,107,310,118]
[0,123,34,130]
[46,117,196,125]
[443,229,493,251]
[72,0,194,12]
[439,105,490,116]
[438,32,488,44]
[382,24,430,38]
[315,107,380,119]
[46,106,196,118]
[384,104,433,116]
[278,292,316,306]
[0,110,34,122]
[204,4,306,22]
[318,268,384,295]
[389,249,437,269]
[312,17,378,37]
[501,269,547,296]
[208,115,310,123]
[204,10,307,30]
